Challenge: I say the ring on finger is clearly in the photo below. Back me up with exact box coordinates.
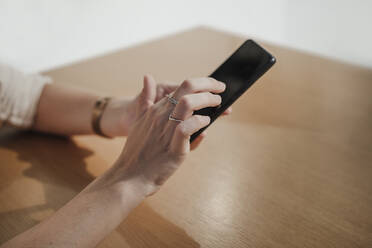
[168,113,183,122]
[166,94,178,105]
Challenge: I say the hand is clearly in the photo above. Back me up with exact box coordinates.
[7,76,229,247]
[111,76,227,196]
[101,75,232,145]
[99,76,176,137]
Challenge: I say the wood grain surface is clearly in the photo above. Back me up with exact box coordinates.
[1,27,371,247]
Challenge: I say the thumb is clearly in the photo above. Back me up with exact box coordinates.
[140,74,157,107]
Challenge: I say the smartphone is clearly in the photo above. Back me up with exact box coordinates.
[190,39,276,142]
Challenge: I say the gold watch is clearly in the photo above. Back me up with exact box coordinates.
[91,97,112,138]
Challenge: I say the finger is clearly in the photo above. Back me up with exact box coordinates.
[164,92,220,141]
[156,83,178,102]
[155,84,165,102]
[170,115,210,155]
[162,84,178,94]
[190,131,206,151]
[172,77,225,100]
[141,74,157,106]
[222,107,232,116]
[171,92,222,120]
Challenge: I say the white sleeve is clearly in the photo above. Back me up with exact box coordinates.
[0,63,52,129]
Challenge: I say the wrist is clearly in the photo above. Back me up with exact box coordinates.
[96,160,155,199]
[83,167,149,213]
[100,98,132,137]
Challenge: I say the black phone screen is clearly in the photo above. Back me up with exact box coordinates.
[190,40,276,142]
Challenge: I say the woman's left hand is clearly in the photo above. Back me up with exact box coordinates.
[100,75,231,149]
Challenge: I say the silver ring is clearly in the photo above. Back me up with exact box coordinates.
[166,94,178,105]
[168,113,183,122]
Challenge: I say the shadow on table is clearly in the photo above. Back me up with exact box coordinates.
[0,129,199,247]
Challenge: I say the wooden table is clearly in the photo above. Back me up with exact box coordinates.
[1,27,372,247]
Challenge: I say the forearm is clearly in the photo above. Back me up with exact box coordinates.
[33,84,132,137]
[1,165,147,248]
[33,84,99,135]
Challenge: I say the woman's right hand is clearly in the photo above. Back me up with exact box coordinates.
[111,75,226,196]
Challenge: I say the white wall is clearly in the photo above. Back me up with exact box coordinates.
[0,0,371,73]
[283,1,372,68]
